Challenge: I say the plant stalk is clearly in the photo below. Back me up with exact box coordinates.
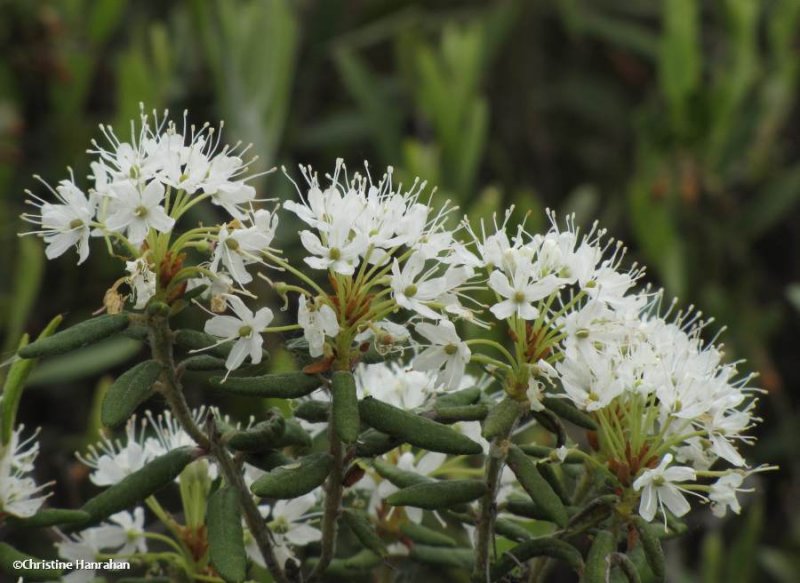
[147,314,209,449]
[206,416,289,583]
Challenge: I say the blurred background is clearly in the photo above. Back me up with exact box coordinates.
[1,0,799,581]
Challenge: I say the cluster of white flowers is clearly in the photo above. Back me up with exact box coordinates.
[453,211,765,524]
[56,508,146,583]
[23,109,260,265]
[74,408,324,565]
[0,426,51,518]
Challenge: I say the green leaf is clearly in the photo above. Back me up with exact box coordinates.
[101,360,162,428]
[585,530,616,583]
[434,387,482,407]
[19,314,129,359]
[634,516,666,583]
[610,552,642,583]
[359,397,483,455]
[81,447,197,523]
[410,545,474,569]
[210,372,321,398]
[293,399,329,423]
[400,522,457,547]
[373,459,433,489]
[6,508,90,529]
[354,428,400,457]
[386,479,486,509]
[342,509,387,557]
[506,445,568,527]
[434,403,488,423]
[181,355,227,371]
[332,370,359,443]
[491,537,583,580]
[207,486,247,583]
[482,397,524,440]
[495,518,533,542]
[307,549,381,576]
[541,397,598,430]
[250,452,332,499]
[225,415,286,452]
[272,418,312,449]
[0,542,62,580]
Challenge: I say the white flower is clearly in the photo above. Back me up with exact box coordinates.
[633,454,697,522]
[56,508,147,582]
[88,507,148,555]
[0,427,50,518]
[105,180,175,245]
[257,493,322,566]
[125,257,157,309]
[23,178,96,264]
[709,473,746,518]
[211,211,277,285]
[77,416,157,486]
[203,155,257,218]
[204,295,273,373]
[299,218,367,276]
[355,362,437,410]
[297,296,339,357]
[412,321,471,390]
[488,264,560,320]
[391,254,471,320]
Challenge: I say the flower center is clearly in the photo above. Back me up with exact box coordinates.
[513,291,526,303]
[238,325,253,337]
[271,516,289,534]
[134,205,149,218]
[404,284,418,298]
[652,476,665,487]
[225,238,240,251]
[329,247,342,260]
[444,343,458,356]
[587,390,600,402]
[575,328,590,339]
[68,218,84,230]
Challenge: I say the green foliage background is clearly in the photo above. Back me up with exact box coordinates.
[0,0,798,581]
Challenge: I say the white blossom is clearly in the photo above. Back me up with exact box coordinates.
[105,180,175,245]
[0,427,50,518]
[297,296,339,358]
[633,454,696,522]
[204,295,273,374]
[412,321,471,390]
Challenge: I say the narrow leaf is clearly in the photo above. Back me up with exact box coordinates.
[81,447,197,523]
[359,397,482,455]
[19,313,129,358]
[101,360,162,428]
[250,452,332,498]
[210,372,321,398]
[386,479,486,509]
[207,486,247,583]
[332,371,359,443]
[506,445,568,527]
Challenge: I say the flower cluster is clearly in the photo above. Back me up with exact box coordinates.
[0,426,50,518]
[16,109,772,582]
